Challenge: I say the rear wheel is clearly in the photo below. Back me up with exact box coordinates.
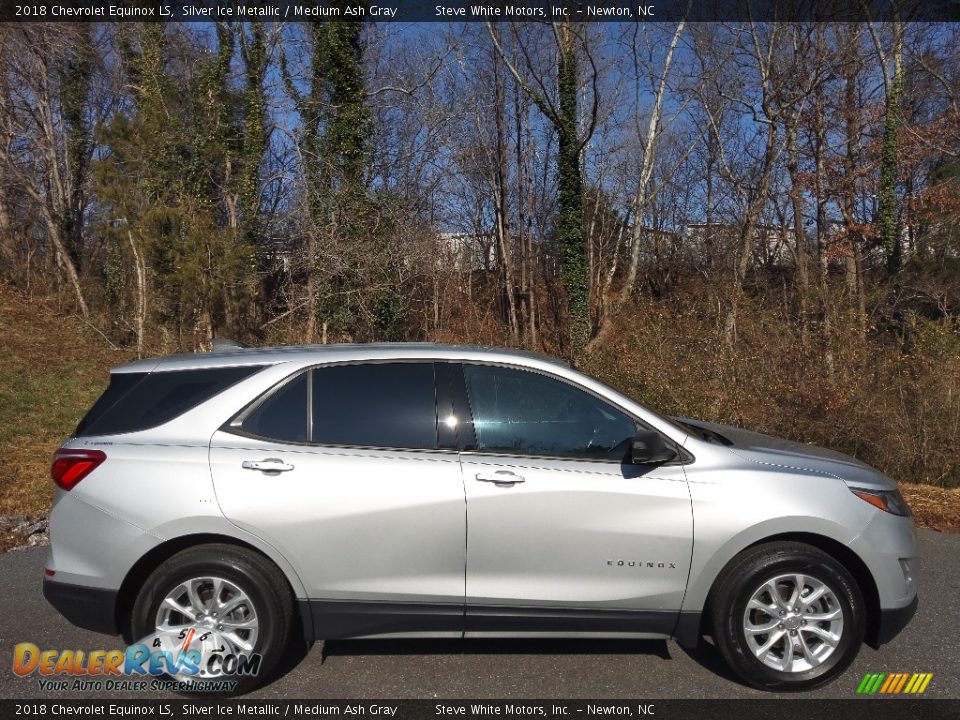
[709,541,865,690]
[131,544,294,694]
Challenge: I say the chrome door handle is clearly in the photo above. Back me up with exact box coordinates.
[242,458,295,473]
[475,470,525,485]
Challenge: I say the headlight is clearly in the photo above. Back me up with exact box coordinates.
[850,487,912,516]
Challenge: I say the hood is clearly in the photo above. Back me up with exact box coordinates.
[675,417,896,490]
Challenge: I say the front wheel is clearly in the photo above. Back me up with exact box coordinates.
[709,541,865,690]
[130,544,294,694]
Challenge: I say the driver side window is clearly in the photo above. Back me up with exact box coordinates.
[462,364,637,461]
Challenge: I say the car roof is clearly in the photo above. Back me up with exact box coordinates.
[112,342,570,374]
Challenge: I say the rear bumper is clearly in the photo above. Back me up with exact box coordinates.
[43,578,119,636]
[871,594,919,648]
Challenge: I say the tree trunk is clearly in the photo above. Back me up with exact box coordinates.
[786,123,810,336]
[735,121,780,286]
[812,46,834,377]
[127,229,147,359]
[556,20,589,361]
[841,28,867,339]
[305,231,318,344]
[617,19,686,307]
[492,45,520,342]
[0,189,14,267]
[41,212,89,319]
[879,20,905,274]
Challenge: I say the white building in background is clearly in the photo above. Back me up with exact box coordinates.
[432,223,798,274]
[684,223,793,266]
[436,232,496,272]
[262,239,294,272]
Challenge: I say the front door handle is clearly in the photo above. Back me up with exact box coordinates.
[475,470,525,486]
[242,458,295,473]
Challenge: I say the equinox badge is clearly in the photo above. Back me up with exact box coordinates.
[607,559,677,569]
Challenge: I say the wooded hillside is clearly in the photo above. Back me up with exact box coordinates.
[0,19,957,486]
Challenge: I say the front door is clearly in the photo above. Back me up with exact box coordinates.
[453,362,693,636]
[210,361,466,638]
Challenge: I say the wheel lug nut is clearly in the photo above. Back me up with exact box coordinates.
[778,623,784,629]
[790,630,797,635]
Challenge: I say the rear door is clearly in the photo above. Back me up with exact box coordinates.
[210,361,466,638]
[450,362,693,636]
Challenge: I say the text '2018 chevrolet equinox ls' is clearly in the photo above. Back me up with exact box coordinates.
[44,343,918,692]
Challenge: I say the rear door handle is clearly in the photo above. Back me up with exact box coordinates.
[475,470,525,485]
[242,458,295,473]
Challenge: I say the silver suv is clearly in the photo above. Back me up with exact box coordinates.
[45,343,918,692]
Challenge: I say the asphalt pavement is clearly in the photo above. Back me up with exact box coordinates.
[1,529,957,700]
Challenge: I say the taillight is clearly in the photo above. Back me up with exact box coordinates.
[51,449,106,491]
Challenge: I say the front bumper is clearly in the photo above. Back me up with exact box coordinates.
[849,510,919,607]
[871,594,919,648]
[43,578,119,636]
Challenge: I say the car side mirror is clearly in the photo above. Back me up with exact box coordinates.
[631,430,677,465]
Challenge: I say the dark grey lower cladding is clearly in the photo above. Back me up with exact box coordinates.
[671,611,704,649]
[302,600,464,639]
[43,578,118,636]
[301,599,697,643]
[465,605,679,635]
[869,595,919,648]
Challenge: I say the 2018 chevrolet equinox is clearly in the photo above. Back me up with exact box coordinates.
[43,343,918,692]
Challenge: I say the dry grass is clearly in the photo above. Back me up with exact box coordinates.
[0,284,132,518]
[0,532,26,554]
[584,292,960,491]
[0,283,957,547]
[901,484,960,533]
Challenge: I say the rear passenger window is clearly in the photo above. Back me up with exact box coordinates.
[311,363,437,449]
[240,372,308,443]
[75,366,262,436]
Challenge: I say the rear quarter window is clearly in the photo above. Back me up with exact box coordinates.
[239,371,309,443]
[75,366,262,437]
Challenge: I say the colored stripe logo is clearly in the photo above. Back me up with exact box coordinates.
[856,672,933,694]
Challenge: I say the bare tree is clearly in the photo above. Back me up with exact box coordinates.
[487,15,601,359]
[0,25,98,318]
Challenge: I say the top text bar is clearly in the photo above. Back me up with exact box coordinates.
[3,0,960,23]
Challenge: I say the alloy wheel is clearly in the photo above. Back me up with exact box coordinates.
[153,575,260,678]
[742,572,844,673]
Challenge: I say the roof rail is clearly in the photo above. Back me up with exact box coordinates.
[211,338,250,351]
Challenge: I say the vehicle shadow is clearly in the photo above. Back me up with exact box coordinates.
[677,637,747,686]
[260,634,750,691]
[258,638,313,690]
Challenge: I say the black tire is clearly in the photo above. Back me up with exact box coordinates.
[131,543,294,695]
[709,541,865,691]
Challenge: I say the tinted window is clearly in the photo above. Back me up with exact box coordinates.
[74,372,147,436]
[241,372,308,442]
[462,364,637,461]
[75,366,262,436]
[312,363,437,449]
